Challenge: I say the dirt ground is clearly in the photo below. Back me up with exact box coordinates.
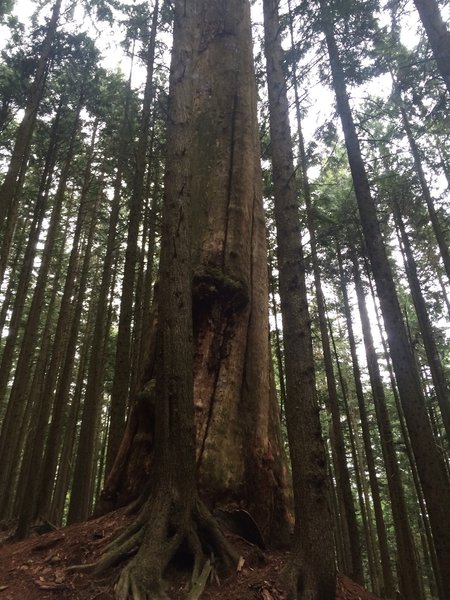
[0,510,381,599]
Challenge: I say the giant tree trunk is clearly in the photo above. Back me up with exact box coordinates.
[76,3,240,596]
[98,0,291,545]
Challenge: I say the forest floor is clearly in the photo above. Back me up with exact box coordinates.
[0,509,381,600]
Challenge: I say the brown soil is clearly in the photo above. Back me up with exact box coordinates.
[0,510,381,599]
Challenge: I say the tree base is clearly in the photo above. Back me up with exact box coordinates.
[279,553,336,600]
[69,487,240,600]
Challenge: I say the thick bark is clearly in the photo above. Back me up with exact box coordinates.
[320,4,450,593]
[99,0,291,545]
[263,0,335,596]
[75,3,240,597]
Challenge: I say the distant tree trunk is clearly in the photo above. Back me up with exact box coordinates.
[352,251,426,599]
[393,82,450,283]
[393,201,450,443]
[268,256,286,419]
[106,0,160,478]
[0,95,83,516]
[411,0,450,95]
[365,257,445,597]
[50,267,111,526]
[0,98,62,367]
[0,0,62,282]
[15,189,98,539]
[8,224,68,520]
[263,0,335,596]
[98,0,291,545]
[23,121,99,525]
[337,248,394,598]
[320,3,450,592]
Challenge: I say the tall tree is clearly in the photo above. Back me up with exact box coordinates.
[106,0,160,478]
[0,0,63,283]
[319,0,450,594]
[263,0,336,596]
[411,0,450,95]
[97,0,291,548]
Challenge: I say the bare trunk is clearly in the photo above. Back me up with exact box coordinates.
[263,0,335,595]
[106,0,160,477]
[411,0,450,95]
[393,201,450,443]
[320,3,450,592]
[0,0,62,282]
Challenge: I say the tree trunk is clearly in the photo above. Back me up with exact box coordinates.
[98,0,291,546]
[393,82,450,283]
[77,3,240,595]
[352,251,426,599]
[337,247,395,597]
[0,95,83,516]
[0,0,62,282]
[106,0,160,477]
[411,0,450,95]
[320,3,450,593]
[393,201,450,443]
[263,0,335,595]
[15,189,99,538]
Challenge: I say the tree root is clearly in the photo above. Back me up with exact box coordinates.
[68,492,240,600]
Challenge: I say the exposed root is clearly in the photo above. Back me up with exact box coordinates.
[66,527,145,575]
[115,561,170,600]
[68,492,240,600]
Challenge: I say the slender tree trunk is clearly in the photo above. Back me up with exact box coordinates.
[352,252,426,599]
[365,258,445,598]
[0,0,62,282]
[411,0,450,95]
[393,202,450,443]
[106,0,160,477]
[337,247,395,597]
[286,0,365,584]
[15,193,98,537]
[0,96,83,515]
[393,82,450,283]
[320,4,450,592]
[268,256,286,419]
[0,96,61,381]
[263,0,335,595]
